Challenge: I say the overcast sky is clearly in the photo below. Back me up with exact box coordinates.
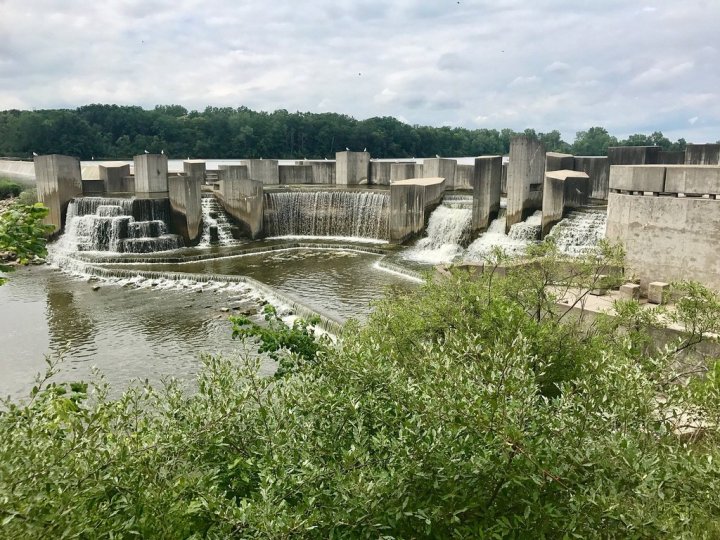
[1,0,718,142]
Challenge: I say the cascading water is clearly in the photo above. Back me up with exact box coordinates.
[199,195,239,246]
[263,191,390,241]
[546,209,607,256]
[402,195,473,264]
[57,197,184,254]
[464,210,542,262]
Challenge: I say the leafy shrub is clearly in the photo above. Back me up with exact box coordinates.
[1,242,719,538]
[0,179,22,199]
[0,202,53,284]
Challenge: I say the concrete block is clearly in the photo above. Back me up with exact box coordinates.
[541,170,589,237]
[390,183,425,243]
[658,151,685,165]
[685,144,720,165]
[81,179,105,195]
[664,165,720,195]
[506,135,546,232]
[369,161,393,186]
[501,161,508,194]
[246,159,279,185]
[472,156,502,232]
[134,154,168,196]
[168,174,202,244]
[217,177,264,239]
[608,146,660,165]
[648,281,670,305]
[619,283,641,300]
[573,156,610,200]
[423,158,457,189]
[546,152,574,172]
[99,163,132,194]
[183,160,206,183]
[310,161,336,184]
[609,165,666,192]
[34,154,82,233]
[336,151,370,185]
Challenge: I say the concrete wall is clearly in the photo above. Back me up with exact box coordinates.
[685,144,720,165]
[471,156,502,233]
[216,177,264,239]
[423,158,456,189]
[310,161,336,184]
[541,170,589,237]
[369,161,393,186]
[134,154,168,197]
[33,154,82,233]
[99,163,132,194]
[279,164,313,184]
[501,161,508,195]
[573,156,610,200]
[658,151,685,165]
[454,164,474,190]
[217,165,249,195]
[390,163,417,183]
[183,160,206,184]
[168,174,203,244]
[506,136,545,232]
[336,151,370,185]
[606,164,720,291]
[246,159,279,185]
[389,177,445,244]
[608,146,660,165]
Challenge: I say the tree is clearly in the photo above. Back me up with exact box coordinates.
[0,202,53,285]
[571,126,618,155]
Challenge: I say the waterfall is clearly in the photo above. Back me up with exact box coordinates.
[402,198,473,264]
[464,210,541,262]
[198,196,238,246]
[57,197,184,254]
[264,191,390,241]
[546,209,607,256]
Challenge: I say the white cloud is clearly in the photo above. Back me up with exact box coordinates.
[689,116,699,125]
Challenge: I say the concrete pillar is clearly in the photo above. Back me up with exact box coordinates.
[541,170,589,237]
[608,146,660,165]
[471,156,502,233]
[390,183,425,244]
[310,161,336,184]
[246,159,279,185]
[573,156,610,200]
[423,158,457,189]
[100,163,132,194]
[685,144,720,165]
[168,174,202,244]
[546,152,574,172]
[454,164,474,190]
[183,160,207,184]
[134,154,168,197]
[506,136,546,232]
[336,151,370,185]
[369,161,393,186]
[390,163,417,183]
[33,154,82,233]
[500,161,508,194]
[216,177,264,239]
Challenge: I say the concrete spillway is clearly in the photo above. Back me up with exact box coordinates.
[546,209,607,257]
[198,195,238,247]
[263,190,390,241]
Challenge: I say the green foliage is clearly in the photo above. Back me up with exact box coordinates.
[0,202,53,284]
[0,179,22,199]
[1,245,719,537]
[230,304,328,377]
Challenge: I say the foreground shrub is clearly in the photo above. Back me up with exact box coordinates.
[1,243,719,538]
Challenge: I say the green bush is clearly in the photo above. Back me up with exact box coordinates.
[0,179,22,199]
[1,242,719,538]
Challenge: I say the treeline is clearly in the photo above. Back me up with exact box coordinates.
[0,104,690,160]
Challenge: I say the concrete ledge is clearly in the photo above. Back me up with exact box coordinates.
[664,165,720,195]
[609,165,666,192]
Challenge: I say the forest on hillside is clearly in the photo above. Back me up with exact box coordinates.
[0,104,690,160]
